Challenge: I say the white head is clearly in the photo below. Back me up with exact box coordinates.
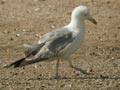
[71,5,97,25]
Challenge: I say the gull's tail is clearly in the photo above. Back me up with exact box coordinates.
[4,43,48,68]
[4,57,48,68]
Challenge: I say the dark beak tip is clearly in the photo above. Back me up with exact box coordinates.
[88,18,97,25]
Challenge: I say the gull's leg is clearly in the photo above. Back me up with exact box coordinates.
[54,59,60,79]
[68,59,94,75]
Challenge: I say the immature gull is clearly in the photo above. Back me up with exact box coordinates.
[5,5,97,78]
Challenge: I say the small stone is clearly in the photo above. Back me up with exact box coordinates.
[39,35,42,38]
[1,0,6,4]
[91,0,94,2]
[22,29,26,32]
[14,28,18,31]
[65,84,72,88]
[117,26,120,29]
[25,87,31,90]
[51,24,55,29]
[108,16,112,19]
[34,64,37,69]
[111,57,114,60]
[16,33,20,37]
[87,68,93,73]
[75,72,80,76]
[3,64,7,67]
[6,49,9,52]
[35,34,39,37]
[106,1,111,4]
[60,84,65,87]
[99,74,109,79]
[68,84,72,87]
[89,52,99,56]
[35,8,40,11]
[41,85,45,88]
[112,63,118,67]
[35,34,42,38]
[10,37,14,41]
[13,72,18,75]
[3,30,8,34]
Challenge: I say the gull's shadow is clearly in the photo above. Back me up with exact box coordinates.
[28,76,120,80]
[1,76,120,81]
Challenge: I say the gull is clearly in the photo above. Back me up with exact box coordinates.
[5,5,97,78]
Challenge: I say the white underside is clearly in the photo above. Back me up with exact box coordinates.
[60,25,85,57]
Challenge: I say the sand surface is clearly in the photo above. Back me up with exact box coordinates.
[0,0,120,90]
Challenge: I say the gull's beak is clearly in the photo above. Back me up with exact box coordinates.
[88,16,97,25]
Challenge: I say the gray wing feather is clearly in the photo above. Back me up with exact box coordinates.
[48,31,73,54]
[26,27,74,59]
[38,27,73,43]
[43,27,74,55]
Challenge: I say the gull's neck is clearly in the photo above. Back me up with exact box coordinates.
[68,16,85,31]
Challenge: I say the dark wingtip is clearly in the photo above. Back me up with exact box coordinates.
[4,57,26,68]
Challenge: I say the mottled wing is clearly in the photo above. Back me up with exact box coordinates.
[38,27,73,44]
[48,31,74,54]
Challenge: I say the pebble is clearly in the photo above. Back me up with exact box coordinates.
[68,84,72,88]
[35,34,39,38]
[25,87,31,90]
[16,33,20,37]
[51,24,55,29]
[34,64,37,69]
[89,52,99,56]
[13,72,18,75]
[99,74,109,79]
[3,30,8,34]
[111,57,115,60]
[87,68,93,73]
[10,37,14,41]
[35,34,42,38]
[117,26,120,29]
[3,64,7,67]
[65,84,72,88]
[22,29,26,32]
[108,16,112,19]
[1,0,6,4]
[112,63,118,67]
[60,84,65,87]
[6,49,9,52]
[106,1,111,4]
[35,8,40,11]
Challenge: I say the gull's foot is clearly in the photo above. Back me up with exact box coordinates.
[51,75,61,79]
[73,67,95,75]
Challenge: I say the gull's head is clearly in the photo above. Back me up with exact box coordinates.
[71,5,97,24]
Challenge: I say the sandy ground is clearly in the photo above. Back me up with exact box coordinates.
[0,0,120,90]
